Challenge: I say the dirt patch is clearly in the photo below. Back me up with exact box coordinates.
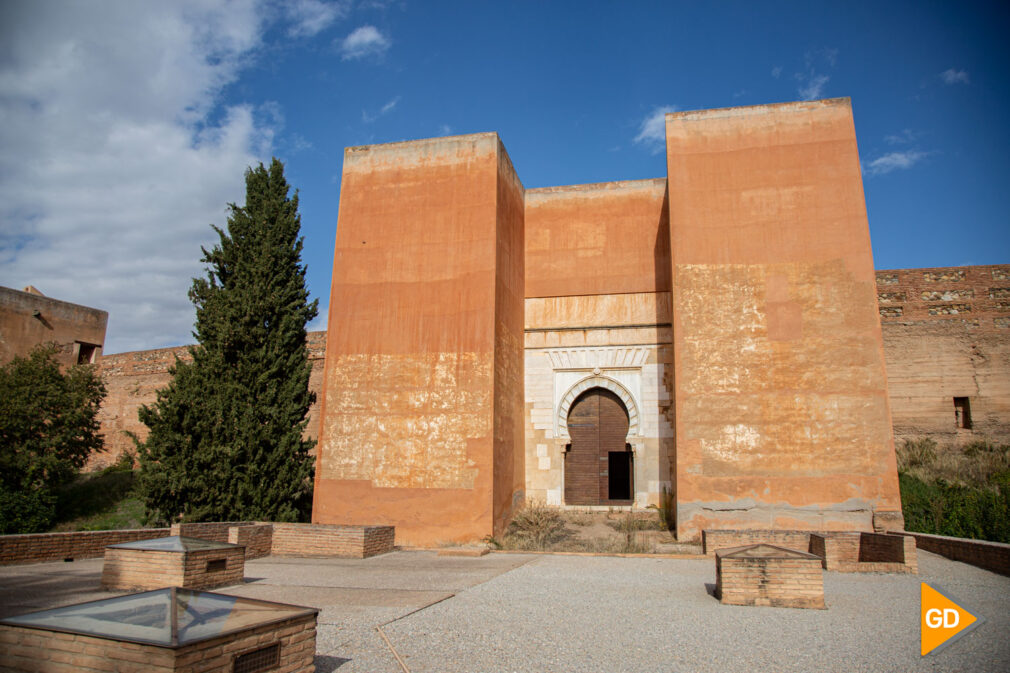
[496,506,688,554]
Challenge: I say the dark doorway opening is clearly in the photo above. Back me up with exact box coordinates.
[608,450,633,501]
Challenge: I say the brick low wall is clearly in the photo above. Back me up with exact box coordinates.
[170,522,254,544]
[705,529,917,573]
[270,523,395,559]
[904,532,1010,577]
[229,523,273,560]
[0,529,169,565]
[809,532,917,573]
[703,530,812,556]
[2,521,394,565]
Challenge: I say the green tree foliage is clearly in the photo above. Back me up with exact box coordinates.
[897,438,1010,543]
[0,344,106,533]
[138,159,318,524]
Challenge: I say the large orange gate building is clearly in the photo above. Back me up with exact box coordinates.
[312,98,903,545]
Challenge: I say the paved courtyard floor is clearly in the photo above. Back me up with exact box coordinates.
[1,549,1007,672]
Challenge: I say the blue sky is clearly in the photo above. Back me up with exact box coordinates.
[2,1,1008,353]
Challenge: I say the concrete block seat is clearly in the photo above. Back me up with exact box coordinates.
[0,587,317,673]
[102,535,245,591]
[715,543,825,609]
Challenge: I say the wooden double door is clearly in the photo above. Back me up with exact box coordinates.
[564,388,633,505]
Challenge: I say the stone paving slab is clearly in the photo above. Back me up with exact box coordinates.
[1,549,1007,672]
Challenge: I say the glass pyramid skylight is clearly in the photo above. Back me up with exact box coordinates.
[0,588,317,647]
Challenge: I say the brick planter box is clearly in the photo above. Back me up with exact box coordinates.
[0,588,317,673]
[102,536,245,591]
[715,543,825,609]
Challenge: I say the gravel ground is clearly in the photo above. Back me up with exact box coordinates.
[2,549,1007,672]
[383,551,1010,673]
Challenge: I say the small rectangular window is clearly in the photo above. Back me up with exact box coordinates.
[206,558,228,572]
[954,397,972,430]
[234,643,280,673]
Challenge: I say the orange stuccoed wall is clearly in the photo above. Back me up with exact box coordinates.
[312,133,525,546]
[665,99,903,540]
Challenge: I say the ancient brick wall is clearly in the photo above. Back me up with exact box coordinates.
[877,265,1010,446]
[92,332,326,470]
[665,99,901,541]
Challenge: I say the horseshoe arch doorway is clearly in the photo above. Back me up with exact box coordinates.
[564,387,633,505]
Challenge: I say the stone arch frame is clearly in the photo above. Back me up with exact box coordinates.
[556,375,641,440]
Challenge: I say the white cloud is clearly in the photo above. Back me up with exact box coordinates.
[362,95,400,123]
[940,68,969,85]
[865,150,929,176]
[884,128,920,145]
[794,48,836,101]
[340,25,390,60]
[771,66,782,79]
[285,0,347,37]
[0,0,279,353]
[438,124,453,136]
[633,105,678,154]
[798,74,829,101]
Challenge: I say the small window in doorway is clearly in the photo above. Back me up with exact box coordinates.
[954,397,972,430]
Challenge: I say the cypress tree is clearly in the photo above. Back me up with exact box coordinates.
[138,159,317,523]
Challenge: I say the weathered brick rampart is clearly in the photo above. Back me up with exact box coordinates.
[876,265,1010,446]
[92,332,326,470]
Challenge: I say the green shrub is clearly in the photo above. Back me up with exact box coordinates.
[0,344,106,533]
[899,472,1010,543]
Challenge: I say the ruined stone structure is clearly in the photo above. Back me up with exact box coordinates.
[0,285,107,368]
[84,99,1009,546]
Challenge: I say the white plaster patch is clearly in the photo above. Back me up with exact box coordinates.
[703,423,762,462]
[538,456,551,471]
[547,488,562,506]
[536,443,547,458]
